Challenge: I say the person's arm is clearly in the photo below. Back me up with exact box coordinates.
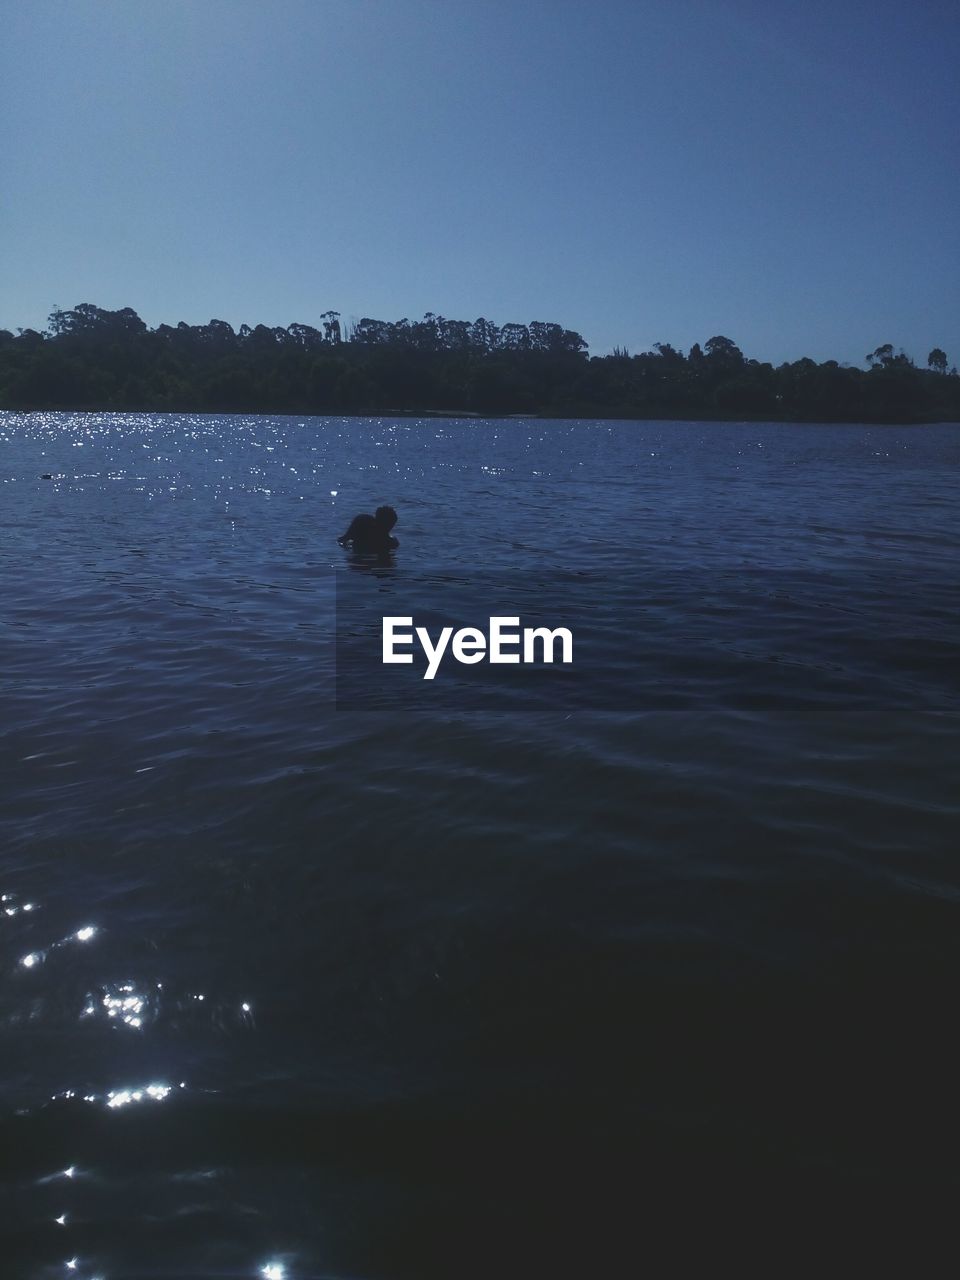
[337,516,362,546]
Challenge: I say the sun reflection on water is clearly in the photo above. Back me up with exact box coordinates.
[49,1082,184,1110]
[106,1083,171,1108]
[12,915,100,974]
[97,982,149,1029]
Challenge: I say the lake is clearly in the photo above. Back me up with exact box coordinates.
[1,412,958,1276]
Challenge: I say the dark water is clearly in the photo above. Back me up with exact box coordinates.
[1,412,958,1276]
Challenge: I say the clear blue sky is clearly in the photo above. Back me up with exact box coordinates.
[2,0,957,366]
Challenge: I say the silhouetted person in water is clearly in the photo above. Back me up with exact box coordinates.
[338,505,399,554]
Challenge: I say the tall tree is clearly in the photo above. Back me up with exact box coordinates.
[927,348,948,374]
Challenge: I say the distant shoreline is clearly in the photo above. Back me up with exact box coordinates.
[3,304,957,426]
[3,405,955,428]
[374,408,957,426]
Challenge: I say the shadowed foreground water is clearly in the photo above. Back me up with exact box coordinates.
[1,413,958,1276]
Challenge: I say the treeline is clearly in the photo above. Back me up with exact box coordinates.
[0,303,956,423]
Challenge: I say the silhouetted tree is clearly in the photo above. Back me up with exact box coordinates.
[653,342,685,365]
[499,323,531,351]
[320,311,341,344]
[927,348,948,374]
[866,343,913,370]
[704,335,744,366]
[287,323,324,349]
[471,318,500,352]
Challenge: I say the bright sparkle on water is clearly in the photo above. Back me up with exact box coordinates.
[106,1083,171,1108]
[102,983,147,1028]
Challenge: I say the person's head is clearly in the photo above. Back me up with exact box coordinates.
[375,505,398,531]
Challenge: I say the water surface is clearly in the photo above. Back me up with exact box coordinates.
[1,413,958,1275]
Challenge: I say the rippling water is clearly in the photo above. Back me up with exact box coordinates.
[1,412,958,1275]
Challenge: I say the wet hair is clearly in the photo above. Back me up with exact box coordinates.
[374,505,398,530]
